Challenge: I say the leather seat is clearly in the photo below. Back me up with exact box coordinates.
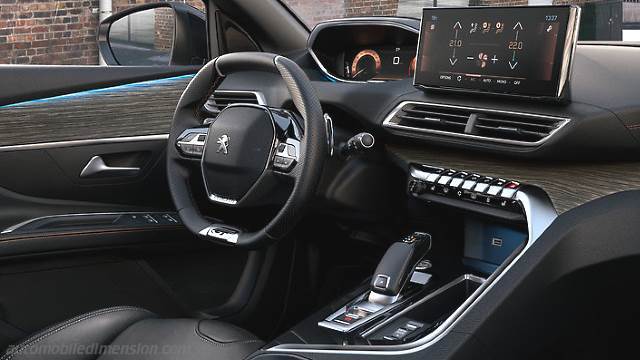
[1,306,264,360]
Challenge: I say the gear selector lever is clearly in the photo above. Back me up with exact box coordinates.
[369,232,432,305]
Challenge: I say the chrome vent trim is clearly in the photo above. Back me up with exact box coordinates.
[203,90,266,118]
[382,101,570,147]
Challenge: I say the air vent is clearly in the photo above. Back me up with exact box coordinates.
[388,102,469,135]
[473,113,563,143]
[383,102,569,146]
[203,91,264,117]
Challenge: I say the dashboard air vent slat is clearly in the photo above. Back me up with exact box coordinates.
[203,91,262,117]
[473,113,563,143]
[383,101,570,146]
[391,103,469,134]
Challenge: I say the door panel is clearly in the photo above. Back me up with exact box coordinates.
[0,65,270,345]
[0,66,193,231]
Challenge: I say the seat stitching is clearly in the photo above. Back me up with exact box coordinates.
[1,306,154,360]
[193,322,262,347]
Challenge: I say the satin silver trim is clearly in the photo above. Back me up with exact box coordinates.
[382,101,570,147]
[79,155,140,178]
[0,134,169,152]
[268,186,557,356]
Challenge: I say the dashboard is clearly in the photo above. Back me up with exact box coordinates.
[214,13,640,218]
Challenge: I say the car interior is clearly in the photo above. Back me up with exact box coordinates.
[1,0,640,359]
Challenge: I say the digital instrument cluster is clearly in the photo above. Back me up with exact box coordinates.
[308,21,419,83]
[414,6,580,99]
[345,47,417,81]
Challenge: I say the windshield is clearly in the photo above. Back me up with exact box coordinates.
[281,0,640,42]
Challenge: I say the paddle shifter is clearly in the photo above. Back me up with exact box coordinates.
[368,232,432,305]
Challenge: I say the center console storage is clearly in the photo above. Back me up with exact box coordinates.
[364,274,484,344]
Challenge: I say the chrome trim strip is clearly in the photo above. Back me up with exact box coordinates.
[557,7,582,98]
[382,101,571,147]
[308,20,419,84]
[207,194,238,205]
[324,113,335,156]
[0,134,169,152]
[268,186,557,355]
[367,290,396,305]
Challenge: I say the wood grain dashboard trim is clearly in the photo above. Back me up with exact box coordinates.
[0,75,193,147]
[388,144,640,214]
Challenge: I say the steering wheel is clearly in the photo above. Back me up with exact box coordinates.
[167,52,327,248]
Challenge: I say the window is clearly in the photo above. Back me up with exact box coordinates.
[0,0,205,65]
[282,0,640,41]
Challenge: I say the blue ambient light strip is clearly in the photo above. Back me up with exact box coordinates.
[1,74,195,108]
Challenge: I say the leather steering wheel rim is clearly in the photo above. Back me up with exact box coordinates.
[167,52,327,248]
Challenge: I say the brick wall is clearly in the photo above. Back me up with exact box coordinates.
[0,0,203,65]
[344,0,399,16]
[473,0,527,5]
[0,0,100,64]
[283,0,345,28]
[285,0,401,27]
[154,7,174,50]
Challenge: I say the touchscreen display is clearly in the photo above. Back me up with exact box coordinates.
[414,6,577,98]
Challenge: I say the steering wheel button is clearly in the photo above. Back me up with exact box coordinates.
[287,145,296,157]
[273,155,295,171]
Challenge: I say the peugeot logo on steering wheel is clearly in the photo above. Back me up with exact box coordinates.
[216,134,230,155]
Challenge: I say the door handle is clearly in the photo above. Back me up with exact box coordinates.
[80,156,141,178]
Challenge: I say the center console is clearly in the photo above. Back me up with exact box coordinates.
[264,161,556,354]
